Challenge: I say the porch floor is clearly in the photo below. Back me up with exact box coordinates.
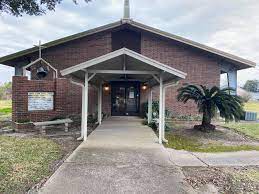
[39,116,195,194]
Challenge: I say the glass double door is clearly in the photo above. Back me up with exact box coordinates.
[111,82,140,116]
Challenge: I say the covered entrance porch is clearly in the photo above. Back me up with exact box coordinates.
[61,48,186,144]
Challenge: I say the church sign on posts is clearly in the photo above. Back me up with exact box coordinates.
[28,92,54,111]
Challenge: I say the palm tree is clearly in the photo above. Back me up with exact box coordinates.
[177,85,244,131]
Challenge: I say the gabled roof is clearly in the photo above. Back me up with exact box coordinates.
[61,47,186,78]
[0,21,122,65]
[61,48,186,87]
[0,19,256,69]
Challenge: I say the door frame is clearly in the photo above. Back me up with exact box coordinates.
[111,81,140,116]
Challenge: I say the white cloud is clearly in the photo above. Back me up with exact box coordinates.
[0,66,14,84]
[204,2,259,85]
[0,0,258,85]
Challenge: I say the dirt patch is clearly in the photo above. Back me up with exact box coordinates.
[51,136,81,156]
[0,116,12,133]
[48,136,81,170]
[183,166,259,194]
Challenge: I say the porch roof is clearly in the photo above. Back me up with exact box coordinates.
[60,48,187,87]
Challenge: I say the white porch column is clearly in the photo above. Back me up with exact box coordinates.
[98,83,102,125]
[227,70,237,95]
[162,86,166,142]
[148,88,152,124]
[80,86,85,139]
[158,75,163,144]
[83,72,89,141]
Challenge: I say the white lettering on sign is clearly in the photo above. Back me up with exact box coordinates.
[28,92,54,111]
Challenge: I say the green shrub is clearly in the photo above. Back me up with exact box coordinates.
[165,109,172,118]
[148,121,158,131]
[88,114,97,124]
[165,123,171,132]
[172,114,202,121]
[142,100,172,119]
[50,116,67,121]
[142,119,148,125]
[16,119,31,123]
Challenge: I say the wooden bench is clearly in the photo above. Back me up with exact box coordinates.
[34,119,73,135]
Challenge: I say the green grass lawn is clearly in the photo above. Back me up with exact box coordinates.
[219,101,259,140]
[0,100,12,115]
[244,101,259,113]
[165,133,259,153]
[223,123,259,140]
[163,101,259,152]
[0,136,62,193]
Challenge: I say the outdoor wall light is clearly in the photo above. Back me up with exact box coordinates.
[104,84,110,91]
[142,84,148,90]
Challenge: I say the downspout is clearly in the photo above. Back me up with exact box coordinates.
[70,79,98,141]
[70,80,85,141]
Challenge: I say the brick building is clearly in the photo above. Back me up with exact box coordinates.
[0,1,255,140]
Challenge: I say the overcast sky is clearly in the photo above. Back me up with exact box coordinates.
[0,0,258,86]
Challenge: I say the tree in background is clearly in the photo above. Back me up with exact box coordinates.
[177,85,244,131]
[243,80,259,93]
[0,82,12,100]
[0,0,91,17]
[237,88,252,102]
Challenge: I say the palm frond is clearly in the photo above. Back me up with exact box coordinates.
[177,84,244,125]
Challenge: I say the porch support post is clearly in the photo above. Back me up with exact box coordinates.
[80,86,85,140]
[98,83,102,125]
[148,88,152,124]
[15,64,26,76]
[83,71,89,141]
[227,70,237,95]
[158,74,163,144]
[162,86,168,143]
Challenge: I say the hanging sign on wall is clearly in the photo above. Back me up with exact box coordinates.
[28,92,54,111]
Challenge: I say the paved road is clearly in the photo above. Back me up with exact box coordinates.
[168,149,259,167]
[39,117,195,194]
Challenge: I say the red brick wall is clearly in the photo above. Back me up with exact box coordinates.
[34,31,112,76]
[12,31,111,125]
[26,31,112,81]
[12,28,222,124]
[141,32,221,115]
[12,76,82,123]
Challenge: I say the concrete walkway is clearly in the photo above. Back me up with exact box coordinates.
[39,117,195,194]
[167,149,259,167]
